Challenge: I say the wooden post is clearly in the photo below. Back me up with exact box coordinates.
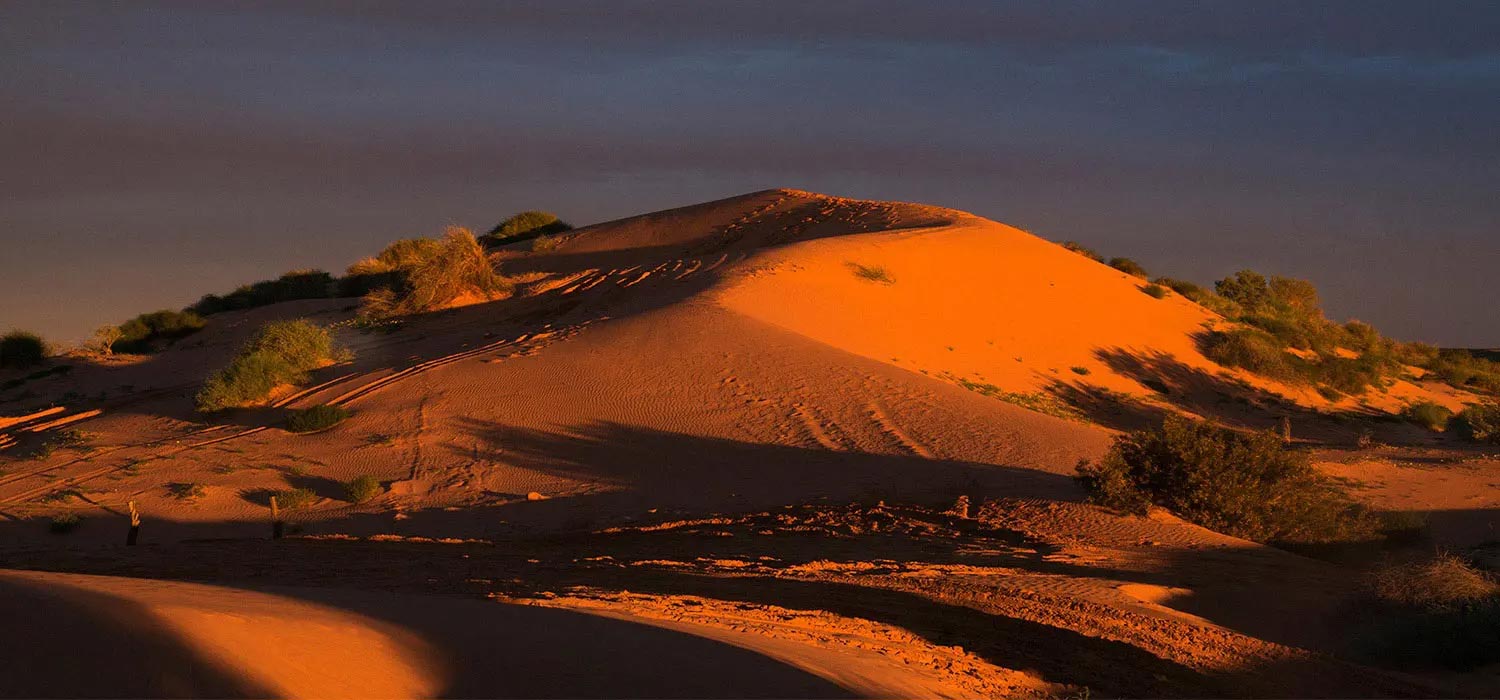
[126,500,140,545]
[1281,416,1292,445]
[270,495,284,539]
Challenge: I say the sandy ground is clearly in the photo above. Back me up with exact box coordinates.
[1,189,1495,697]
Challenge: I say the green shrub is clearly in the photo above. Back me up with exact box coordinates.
[486,211,572,245]
[0,331,47,369]
[1215,270,1272,314]
[1140,283,1168,299]
[343,475,383,504]
[1451,403,1500,443]
[191,269,336,315]
[1108,257,1149,278]
[48,514,81,534]
[530,234,562,253]
[1402,402,1453,431]
[1203,328,1298,382]
[360,228,512,319]
[1426,349,1500,395]
[196,320,339,411]
[285,405,350,433]
[1059,241,1103,262]
[113,309,206,353]
[1076,416,1376,544]
[275,487,318,510]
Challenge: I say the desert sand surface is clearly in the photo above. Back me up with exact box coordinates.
[2,189,1496,697]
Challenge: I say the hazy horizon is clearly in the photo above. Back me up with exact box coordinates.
[3,1,1497,347]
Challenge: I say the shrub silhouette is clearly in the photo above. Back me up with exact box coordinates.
[1108,257,1149,278]
[48,514,81,534]
[1402,401,1453,431]
[285,405,350,433]
[1140,283,1168,299]
[846,262,894,284]
[113,309,206,353]
[1451,402,1500,443]
[485,211,572,246]
[343,475,383,504]
[1076,416,1376,544]
[192,269,335,315]
[1059,241,1103,262]
[0,331,47,369]
[275,487,318,510]
[196,320,340,412]
[359,228,513,319]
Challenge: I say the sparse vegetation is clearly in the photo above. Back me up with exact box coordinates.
[343,475,383,504]
[167,482,207,500]
[285,404,350,433]
[0,330,47,369]
[956,379,1085,421]
[1450,402,1500,443]
[1402,401,1453,431]
[485,210,572,246]
[191,269,336,315]
[196,319,341,412]
[358,228,513,319]
[1108,257,1149,279]
[1059,241,1103,262]
[1076,416,1376,545]
[1140,283,1168,299]
[847,262,894,284]
[48,514,81,534]
[275,487,318,510]
[1070,366,1091,376]
[113,310,206,353]
[530,234,562,253]
[1359,554,1500,670]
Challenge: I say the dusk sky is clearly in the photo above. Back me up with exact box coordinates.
[3,1,1497,346]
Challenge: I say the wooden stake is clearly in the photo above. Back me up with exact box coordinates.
[126,500,140,546]
[270,495,284,539]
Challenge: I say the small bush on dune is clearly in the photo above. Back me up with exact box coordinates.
[1451,402,1500,443]
[1203,328,1299,382]
[343,475,383,504]
[1076,416,1376,545]
[486,211,572,246]
[360,228,513,319]
[847,262,894,284]
[196,320,340,412]
[48,514,81,534]
[1427,349,1500,395]
[1059,241,1104,262]
[1402,401,1453,431]
[1360,554,1500,670]
[0,331,48,369]
[1108,257,1149,279]
[113,309,206,353]
[285,404,350,433]
[1140,283,1168,299]
[274,487,318,510]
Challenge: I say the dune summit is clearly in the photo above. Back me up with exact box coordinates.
[1,189,1497,698]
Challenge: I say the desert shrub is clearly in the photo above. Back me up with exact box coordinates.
[343,474,383,504]
[191,269,336,315]
[485,211,572,245]
[1215,270,1272,314]
[48,514,81,534]
[1202,328,1299,382]
[1426,349,1500,395]
[1070,366,1090,375]
[1359,554,1500,670]
[1108,257,1149,278]
[113,309,206,353]
[360,228,512,319]
[274,487,317,510]
[196,319,339,411]
[530,234,562,253]
[0,331,47,369]
[1153,278,1241,318]
[1140,283,1168,299]
[1059,241,1103,262]
[1076,416,1376,544]
[1153,277,1202,298]
[167,482,207,500]
[285,404,350,433]
[1402,402,1453,431]
[1451,402,1500,443]
[847,262,894,284]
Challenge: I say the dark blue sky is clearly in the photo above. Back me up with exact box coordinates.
[2,1,1497,345]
